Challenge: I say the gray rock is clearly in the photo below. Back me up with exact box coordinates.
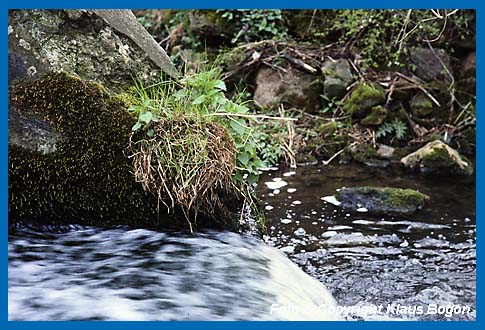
[253,65,321,113]
[8,106,60,155]
[8,10,163,92]
[400,140,474,175]
[461,51,476,79]
[376,144,395,159]
[335,186,430,215]
[94,10,177,79]
[409,47,452,83]
[322,59,353,99]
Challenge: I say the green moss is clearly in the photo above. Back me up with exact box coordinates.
[218,47,246,69]
[420,146,473,175]
[343,83,385,117]
[8,72,173,228]
[113,87,140,108]
[410,94,434,117]
[386,187,430,209]
[421,146,457,168]
[360,105,388,125]
[352,144,379,163]
[336,186,429,213]
[316,121,338,137]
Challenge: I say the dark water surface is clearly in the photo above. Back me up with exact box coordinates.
[257,163,476,320]
[8,163,475,320]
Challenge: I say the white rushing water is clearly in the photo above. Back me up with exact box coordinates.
[8,227,341,321]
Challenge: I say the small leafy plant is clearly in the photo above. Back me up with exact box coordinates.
[126,66,293,230]
[375,118,408,140]
[218,9,288,43]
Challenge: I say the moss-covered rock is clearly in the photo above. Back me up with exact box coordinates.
[400,140,474,175]
[8,72,183,228]
[219,47,246,70]
[409,93,434,117]
[343,83,385,118]
[351,143,389,168]
[360,105,388,125]
[335,186,430,215]
[316,121,339,137]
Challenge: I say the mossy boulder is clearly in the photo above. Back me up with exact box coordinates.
[335,186,430,215]
[343,83,385,118]
[360,105,388,126]
[316,121,339,137]
[409,93,434,117]
[219,47,246,71]
[8,72,183,228]
[350,144,389,168]
[400,140,474,175]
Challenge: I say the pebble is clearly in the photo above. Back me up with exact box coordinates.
[265,179,287,190]
[321,196,341,206]
[321,231,338,238]
[279,246,295,254]
[283,171,296,177]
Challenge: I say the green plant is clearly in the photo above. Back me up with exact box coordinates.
[321,95,342,117]
[129,68,268,186]
[376,118,408,140]
[218,10,288,43]
[127,65,293,230]
[252,121,287,166]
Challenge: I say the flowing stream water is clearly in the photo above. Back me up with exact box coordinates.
[258,163,476,320]
[8,164,475,321]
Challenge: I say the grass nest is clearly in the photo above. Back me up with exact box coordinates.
[129,116,240,230]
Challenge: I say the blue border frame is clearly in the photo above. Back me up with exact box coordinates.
[3,0,480,328]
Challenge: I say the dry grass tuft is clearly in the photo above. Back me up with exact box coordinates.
[129,116,239,230]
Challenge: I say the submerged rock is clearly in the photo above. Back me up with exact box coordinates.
[400,140,474,175]
[335,186,430,215]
